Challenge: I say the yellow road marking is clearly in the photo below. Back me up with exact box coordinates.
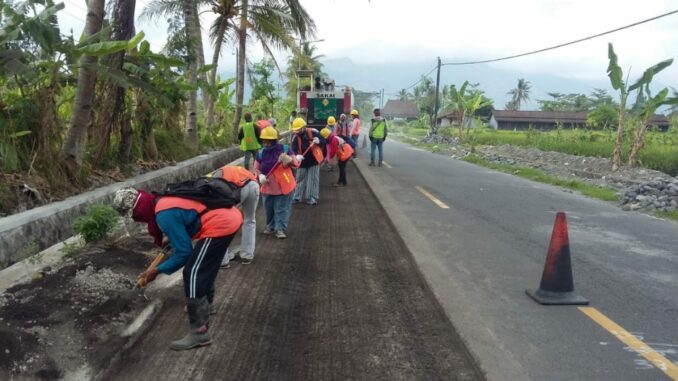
[579,307,678,380]
[415,186,449,209]
[382,161,393,168]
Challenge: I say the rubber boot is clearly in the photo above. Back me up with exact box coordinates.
[206,287,217,315]
[170,297,211,350]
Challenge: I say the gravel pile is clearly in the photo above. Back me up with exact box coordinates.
[73,265,133,298]
[619,179,678,212]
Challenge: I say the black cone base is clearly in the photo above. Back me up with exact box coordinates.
[525,289,589,305]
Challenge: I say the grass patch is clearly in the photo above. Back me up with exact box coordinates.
[656,210,678,222]
[463,154,619,202]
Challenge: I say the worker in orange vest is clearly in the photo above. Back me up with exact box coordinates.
[255,126,300,238]
[321,128,354,187]
[290,117,325,205]
[207,165,259,266]
[113,187,242,351]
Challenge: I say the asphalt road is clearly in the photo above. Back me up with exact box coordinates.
[355,138,678,381]
[101,164,483,381]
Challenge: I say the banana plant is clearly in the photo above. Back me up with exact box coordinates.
[627,86,678,166]
[607,43,673,170]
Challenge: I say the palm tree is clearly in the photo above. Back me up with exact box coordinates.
[284,42,324,99]
[230,0,316,140]
[507,78,531,110]
[139,0,205,149]
[397,88,410,101]
[204,0,237,130]
[92,0,138,165]
[60,0,106,174]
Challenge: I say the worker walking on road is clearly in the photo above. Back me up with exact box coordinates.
[369,108,388,167]
[350,109,361,158]
[207,165,259,266]
[113,187,242,351]
[238,112,261,170]
[255,127,300,239]
[321,128,354,187]
[290,117,325,205]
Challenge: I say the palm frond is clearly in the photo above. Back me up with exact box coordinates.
[139,0,183,24]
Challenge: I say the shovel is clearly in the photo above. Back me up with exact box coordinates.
[135,247,168,289]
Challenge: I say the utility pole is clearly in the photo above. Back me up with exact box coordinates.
[433,56,441,134]
[380,89,384,109]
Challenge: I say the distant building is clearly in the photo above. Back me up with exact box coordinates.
[382,100,419,121]
[436,109,480,129]
[489,110,670,131]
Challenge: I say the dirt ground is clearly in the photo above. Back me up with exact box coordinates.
[0,236,157,380]
[99,165,484,381]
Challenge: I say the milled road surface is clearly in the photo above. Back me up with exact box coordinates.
[102,164,483,381]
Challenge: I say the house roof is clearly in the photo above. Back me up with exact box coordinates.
[491,110,670,126]
[492,110,588,124]
[382,100,419,118]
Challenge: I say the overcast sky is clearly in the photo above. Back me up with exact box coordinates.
[57,0,678,90]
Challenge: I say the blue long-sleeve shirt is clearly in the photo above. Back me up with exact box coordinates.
[155,208,201,274]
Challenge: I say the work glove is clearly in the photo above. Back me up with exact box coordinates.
[258,174,268,184]
[295,154,305,162]
[312,137,320,145]
[138,268,159,287]
[278,153,293,165]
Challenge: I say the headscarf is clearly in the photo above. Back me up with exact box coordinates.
[259,143,284,175]
[132,190,163,247]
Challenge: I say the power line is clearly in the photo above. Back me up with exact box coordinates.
[442,9,678,66]
[402,62,438,91]
[63,0,87,13]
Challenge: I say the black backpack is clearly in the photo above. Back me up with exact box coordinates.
[160,177,241,210]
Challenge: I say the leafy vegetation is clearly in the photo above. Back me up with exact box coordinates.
[73,204,120,243]
[0,0,318,215]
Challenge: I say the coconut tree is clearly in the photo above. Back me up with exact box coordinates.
[230,0,316,141]
[60,0,106,173]
[507,78,531,110]
[140,0,207,149]
[284,42,324,99]
[91,0,138,165]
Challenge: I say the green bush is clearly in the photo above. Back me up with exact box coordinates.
[73,204,120,243]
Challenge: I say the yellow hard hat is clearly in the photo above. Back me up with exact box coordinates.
[260,126,278,140]
[320,127,331,139]
[327,116,336,126]
[350,109,359,116]
[292,117,306,132]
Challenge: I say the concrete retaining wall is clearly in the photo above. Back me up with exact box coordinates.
[0,148,241,269]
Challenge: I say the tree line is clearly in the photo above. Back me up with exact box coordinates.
[1,0,316,185]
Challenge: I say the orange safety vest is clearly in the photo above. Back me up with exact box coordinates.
[155,197,242,239]
[269,163,296,195]
[215,165,257,187]
[297,128,324,164]
[338,142,354,162]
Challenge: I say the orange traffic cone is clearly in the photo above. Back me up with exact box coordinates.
[526,211,588,305]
